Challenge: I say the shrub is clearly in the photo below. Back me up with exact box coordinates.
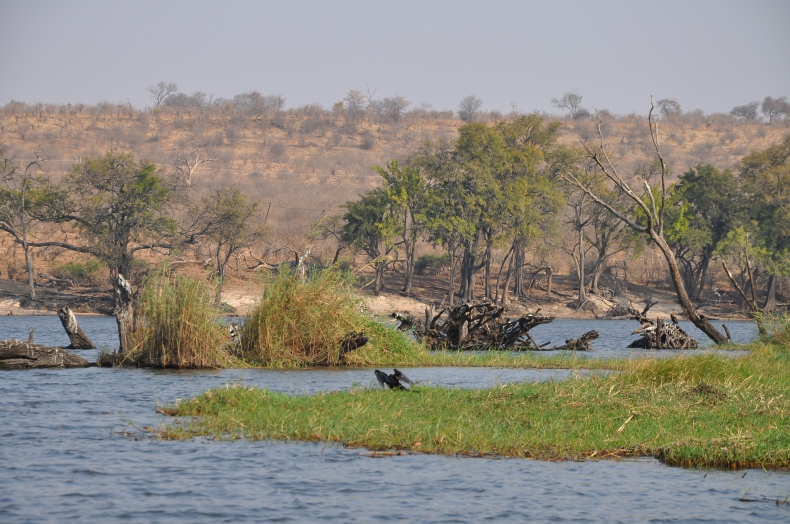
[51,259,101,284]
[133,270,235,368]
[240,266,420,366]
[415,253,450,275]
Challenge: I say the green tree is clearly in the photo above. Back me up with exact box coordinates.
[33,151,176,280]
[193,186,264,305]
[374,160,428,294]
[665,164,741,300]
[340,189,397,294]
[738,135,790,310]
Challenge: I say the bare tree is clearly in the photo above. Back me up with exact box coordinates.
[761,96,790,123]
[147,82,178,108]
[561,101,728,344]
[551,91,583,118]
[458,95,483,122]
[264,94,287,112]
[344,90,366,120]
[730,101,759,121]
[0,148,44,300]
[166,143,218,187]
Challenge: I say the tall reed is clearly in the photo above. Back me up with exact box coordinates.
[240,266,420,366]
[134,270,235,368]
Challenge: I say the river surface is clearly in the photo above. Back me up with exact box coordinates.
[2,316,788,523]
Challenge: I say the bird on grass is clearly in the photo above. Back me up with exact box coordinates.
[375,369,413,390]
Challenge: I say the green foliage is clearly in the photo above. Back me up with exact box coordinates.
[415,253,450,275]
[133,270,235,369]
[51,259,101,284]
[240,266,421,366]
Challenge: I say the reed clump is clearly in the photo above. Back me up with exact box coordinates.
[134,271,236,368]
[240,266,421,366]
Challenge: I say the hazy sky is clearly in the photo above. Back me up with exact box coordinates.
[1,0,788,115]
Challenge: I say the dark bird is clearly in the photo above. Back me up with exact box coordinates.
[670,313,679,325]
[375,369,413,390]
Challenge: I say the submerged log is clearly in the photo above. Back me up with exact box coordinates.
[0,339,91,369]
[57,306,95,349]
[401,301,556,350]
[549,330,600,351]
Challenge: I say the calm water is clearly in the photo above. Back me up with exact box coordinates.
[1,315,788,523]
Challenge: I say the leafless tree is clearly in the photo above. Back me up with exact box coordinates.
[344,90,366,120]
[167,143,218,187]
[264,94,287,112]
[147,81,178,108]
[561,101,728,344]
[458,95,483,123]
[0,148,44,300]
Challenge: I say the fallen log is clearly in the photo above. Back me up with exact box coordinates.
[57,306,95,349]
[400,301,555,350]
[0,339,91,369]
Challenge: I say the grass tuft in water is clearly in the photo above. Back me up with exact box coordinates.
[133,270,236,368]
[239,266,422,366]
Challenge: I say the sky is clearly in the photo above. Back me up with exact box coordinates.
[0,0,788,116]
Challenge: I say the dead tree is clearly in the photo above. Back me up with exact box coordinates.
[627,307,699,349]
[561,99,727,344]
[167,143,218,187]
[113,275,134,355]
[550,330,599,351]
[0,340,90,369]
[57,306,95,349]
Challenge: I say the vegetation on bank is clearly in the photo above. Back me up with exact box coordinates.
[160,317,790,469]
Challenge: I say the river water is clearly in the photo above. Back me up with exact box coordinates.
[1,316,788,523]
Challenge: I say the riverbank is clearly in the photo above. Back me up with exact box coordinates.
[161,336,790,469]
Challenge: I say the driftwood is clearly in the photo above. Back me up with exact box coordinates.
[57,306,95,349]
[550,330,599,351]
[627,307,698,349]
[0,339,91,369]
[396,301,555,350]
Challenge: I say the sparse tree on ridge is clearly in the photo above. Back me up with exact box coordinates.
[730,102,759,121]
[551,91,583,118]
[761,96,790,124]
[147,81,178,108]
[656,98,682,120]
[344,90,366,120]
[458,95,483,123]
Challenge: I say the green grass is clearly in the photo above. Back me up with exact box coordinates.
[133,269,237,369]
[239,267,422,367]
[160,339,790,469]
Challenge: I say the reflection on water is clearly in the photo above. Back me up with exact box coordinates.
[2,315,787,523]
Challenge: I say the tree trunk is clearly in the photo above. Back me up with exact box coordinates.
[23,240,35,301]
[578,228,586,306]
[57,306,95,349]
[447,248,457,307]
[113,275,134,355]
[653,234,726,344]
[762,274,778,312]
[373,261,385,294]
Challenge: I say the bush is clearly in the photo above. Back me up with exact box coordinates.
[51,259,101,284]
[240,266,420,366]
[415,253,450,275]
[133,270,235,368]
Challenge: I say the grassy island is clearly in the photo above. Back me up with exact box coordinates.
[161,326,790,469]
